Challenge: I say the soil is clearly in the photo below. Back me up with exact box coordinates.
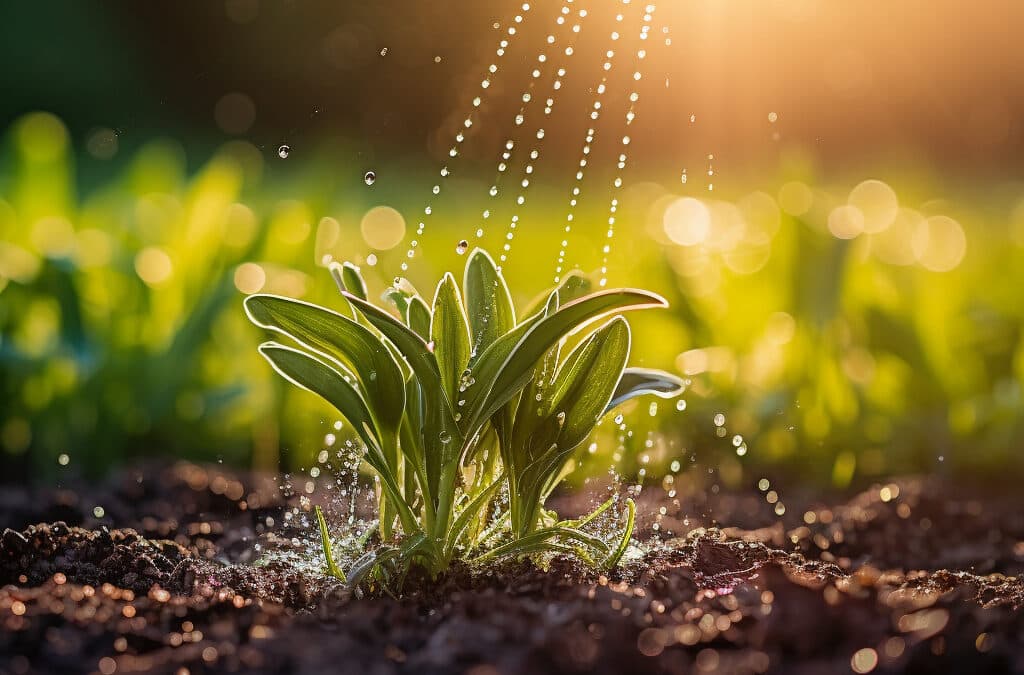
[2,462,1023,675]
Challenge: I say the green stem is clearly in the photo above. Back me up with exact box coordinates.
[315,506,346,581]
[604,498,635,570]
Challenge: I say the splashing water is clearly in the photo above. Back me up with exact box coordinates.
[495,2,587,268]
[400,3,535,272]
[597,6,659,289]
[554,2,631,283]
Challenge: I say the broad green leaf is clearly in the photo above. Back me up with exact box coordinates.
[464,248,515,354]
[468,296,552,438]
[507,340,560,459]
[342,291,444,397]
[523,270,591,318]
[431,273,471,402]
[605,367,685,412]
[549,316,631,450]
[513,318,631,531]
[244,294,405,436]
[257,342,379,452]
[328,261,368,301]
[383,287,411,318]
[471,288,667,427]
[343,290,462,498]
[405,295,432,339]
[256,344,418,537]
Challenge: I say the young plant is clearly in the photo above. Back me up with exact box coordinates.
[244,249,682,585]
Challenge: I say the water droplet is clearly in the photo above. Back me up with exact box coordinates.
[57,453,69,466]
[93,506,105,518]
[364,171,376,186]
[439,430,452,444]
[714,413,726,427]
[768,111,778,123]
[614,414,624,424]
[456,239,469,255]
[380,47,388,56]
[277,145,290,159]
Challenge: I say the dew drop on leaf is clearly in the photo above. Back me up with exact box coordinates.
[364,171,376,186]
[456,239,469,255]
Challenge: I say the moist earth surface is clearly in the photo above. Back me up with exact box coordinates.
[1,462,1022,675]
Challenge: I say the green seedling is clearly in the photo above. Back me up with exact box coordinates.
[245,248,683,586]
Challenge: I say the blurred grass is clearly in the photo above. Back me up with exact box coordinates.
[2,111,1023,486]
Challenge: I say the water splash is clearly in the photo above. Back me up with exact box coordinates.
[554,2,632,283]
[495,2,587,268]
[400,3,535,272]
[597,6,659,288]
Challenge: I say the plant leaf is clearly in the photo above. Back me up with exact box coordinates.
[257,342,380,452]
[315,505,345,581]
[464,248,515,355]
[343,290,462,500]
[405,295,432,339]
[549,316,631,451]
[244,294,405,437]
[342,291,445,398]
[605,367,685,412]
[431,273,471,402]
[523,270,591,318]
[329,261,368,301]
[604,498,636,570]
[511,318,631,533]
[470,288,667,427]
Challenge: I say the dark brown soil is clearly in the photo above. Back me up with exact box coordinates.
[2,462,1023,675]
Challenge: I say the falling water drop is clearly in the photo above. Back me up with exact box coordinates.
[364,171,376,186]
[277,145,290,159]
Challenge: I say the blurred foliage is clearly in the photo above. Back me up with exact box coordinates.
[2,112,1024,485]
